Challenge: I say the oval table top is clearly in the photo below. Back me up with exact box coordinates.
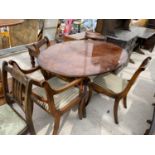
[38,40,128,78]
[0,19,24,27]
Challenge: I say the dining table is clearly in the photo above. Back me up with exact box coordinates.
[38,40,128,116]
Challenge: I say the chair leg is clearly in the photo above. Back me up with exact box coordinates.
[123,96,127,109]
[26,113,36,135]
[28,120,36,135]
[113,98,120,124]
[53,115,60,135]
[26,101,36,135]
[30,55,35,68]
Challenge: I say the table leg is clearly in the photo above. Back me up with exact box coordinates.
[81,78,92,118]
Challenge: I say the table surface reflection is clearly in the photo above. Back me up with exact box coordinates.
[38,40,128,77]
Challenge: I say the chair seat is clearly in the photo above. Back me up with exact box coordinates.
[0,104,27,135]
[93,73,128,94]
[33,77,80,111]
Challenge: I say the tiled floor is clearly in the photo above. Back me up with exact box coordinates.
[0,48,155,135]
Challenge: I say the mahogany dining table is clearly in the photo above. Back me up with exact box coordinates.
[38,40,128,116]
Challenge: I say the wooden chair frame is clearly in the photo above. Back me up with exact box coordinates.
[26,36,51,68]
[9,60,85,135]
[1,61,35,134]
[88,57,151,124]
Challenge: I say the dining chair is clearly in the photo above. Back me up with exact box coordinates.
[26,36,57,80]
[26,36,51,68]
[0,61,35,135]
[88,57,151,124]
[9,60,85,135]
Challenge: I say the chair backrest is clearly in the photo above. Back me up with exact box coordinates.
[2,61,33,112]
[125,57,151,92]
[27,36,50,57]
[33,36,50,54]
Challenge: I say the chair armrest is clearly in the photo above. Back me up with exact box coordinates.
[31,78,45,88]
[9,60,40,74]
[53,78,84,94]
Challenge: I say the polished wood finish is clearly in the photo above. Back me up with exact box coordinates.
[38,40,128,78]
[0,19,24,27]
[2,61,35,134]
[90,57,151,124]
[9,60,85,135]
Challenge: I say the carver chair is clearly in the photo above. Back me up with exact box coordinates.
[26,36,54,68]
[88,57,151,124]
[9,60,85,135]
[0,61,35,135]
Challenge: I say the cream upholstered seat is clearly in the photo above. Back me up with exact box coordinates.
[89,57,151,124]
[0,104,26,135]
[93,73,128,94]
[8,60,84,135]
[33,77,79,111]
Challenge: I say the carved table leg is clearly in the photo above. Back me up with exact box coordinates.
[81,78,91,118]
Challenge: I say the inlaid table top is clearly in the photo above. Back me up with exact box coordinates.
[0,19,24,27]
[38,40,128,78]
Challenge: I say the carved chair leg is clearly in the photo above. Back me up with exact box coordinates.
[53,115,60,135]
[114,98,120,124]
[123,96,127,109]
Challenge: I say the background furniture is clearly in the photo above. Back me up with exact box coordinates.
[131,26,155,52]
[95,19,131,35]
[0,61,35,134]
[9,19,39,47]
[90,57,151,124]
[0,19,24,49]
